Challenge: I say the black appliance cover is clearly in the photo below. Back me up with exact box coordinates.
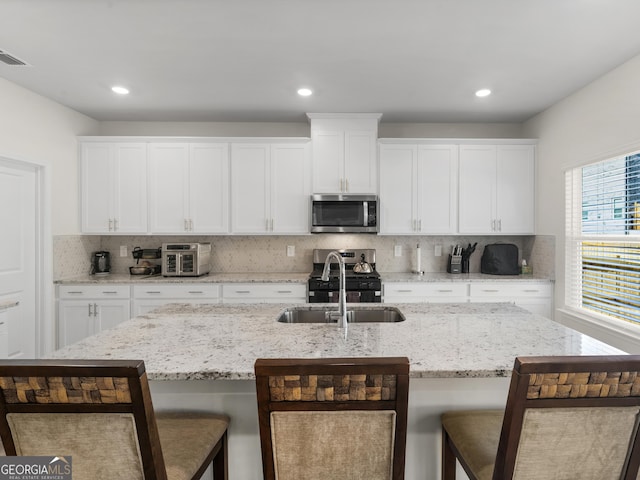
[480,244,519,275]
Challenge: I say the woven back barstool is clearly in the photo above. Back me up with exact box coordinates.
[255,357,410,480]
[0,359,229,480]
[441,355,640,480]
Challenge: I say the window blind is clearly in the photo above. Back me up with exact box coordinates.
[566,153,640,325]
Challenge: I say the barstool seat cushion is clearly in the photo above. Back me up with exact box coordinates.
[156,412,229,480]
[441,409,503,480]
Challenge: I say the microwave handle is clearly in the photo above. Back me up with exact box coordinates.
[363,201,368,226]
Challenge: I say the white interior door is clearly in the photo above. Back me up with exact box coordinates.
[0,160,36,358]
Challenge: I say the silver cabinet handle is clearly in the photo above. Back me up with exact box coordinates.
[397,289,413,293]
[102,291,118,295]
[113,219,118,231]
[271,219,274,231]
[88,303,93,316]
[190,218,194,231]
[67,291,84,295]
[345,178,349,192]
[145,291,162,294]
[418,219,422,231]
[491,219,496,231]
[437,289,453,293]
[339,179,343,191]
[188,291,204,294]
[184,219,189,231]
[235,290,251,294]
[482,289,500,293]
[277,290,292,294]
[94,303,98,317]
[498,219,502,231]
[108,219,113,231]
[523,289,540,293]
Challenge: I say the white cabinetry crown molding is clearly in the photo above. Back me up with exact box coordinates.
[78,136,310,144]
[378,138,538,145]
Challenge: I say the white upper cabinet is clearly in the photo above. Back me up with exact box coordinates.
[81,142,148,234]
[149,142,229,234]
[458,144,535,234]
[379,143,458,234]
[231,141,310,234]
[309,114,380,194]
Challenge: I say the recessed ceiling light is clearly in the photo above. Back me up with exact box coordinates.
[111,86,130,95]
[475,88,491,98]
[297,88,313,97]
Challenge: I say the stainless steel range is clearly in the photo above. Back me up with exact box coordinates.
[308,249,381,303]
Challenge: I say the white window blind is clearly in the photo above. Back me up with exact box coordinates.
[565,152,640,324]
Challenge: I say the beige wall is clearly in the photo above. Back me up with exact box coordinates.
[0,78,98,235]
[523,53,640,313]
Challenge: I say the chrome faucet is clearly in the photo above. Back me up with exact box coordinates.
[321,250,348,329]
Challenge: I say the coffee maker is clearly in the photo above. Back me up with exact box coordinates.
[91,251,111,275]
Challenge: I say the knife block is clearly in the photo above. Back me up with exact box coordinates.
[447,254,462,274]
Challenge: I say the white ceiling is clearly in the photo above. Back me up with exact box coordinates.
[3,0,640,123]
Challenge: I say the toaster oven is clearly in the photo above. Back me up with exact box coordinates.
[162,243,211,277]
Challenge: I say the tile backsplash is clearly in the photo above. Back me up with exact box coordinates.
[54,234,555,280]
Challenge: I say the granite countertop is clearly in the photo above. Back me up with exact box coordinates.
[0,300,19,312]
[380,272,553,283]
[55,272,552,285]
[55,272,310,284]
[51,302,622,381]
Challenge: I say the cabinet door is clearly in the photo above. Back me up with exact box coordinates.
[379,144,417,234]
[417,145,458,234]
[189,143,230,233]
[96,300,131,332]
[496,145,535,234]
[112,143,147,233]
[58,302,96,348]
[270,143,310,234]
[344,131,377,193]
[149,143,190,233]
[311,131,344,193]
[231,144,270,233]
[81,143,113,233]
[458,145,496,234]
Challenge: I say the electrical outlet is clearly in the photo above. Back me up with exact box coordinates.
[120,245,127,257]
[434,245,442,257]
[394,245,402,257]
[287,245,295,257]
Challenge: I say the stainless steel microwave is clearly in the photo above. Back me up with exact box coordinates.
[310,194,378,233]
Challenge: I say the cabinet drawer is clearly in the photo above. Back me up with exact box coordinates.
[132,284,220,299]
[383,282,468,298]
[469,283,552,298]
[58,285,130,299]
[222,283,306,299]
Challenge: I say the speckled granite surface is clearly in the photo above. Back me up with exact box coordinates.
[0,300,19,312]
[54,272,310,284]
[50,302,622,380]
[380,272,552,283]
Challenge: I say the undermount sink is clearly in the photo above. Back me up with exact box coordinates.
[277,306,405,324]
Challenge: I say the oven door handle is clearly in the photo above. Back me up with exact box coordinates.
[363,201,368,226]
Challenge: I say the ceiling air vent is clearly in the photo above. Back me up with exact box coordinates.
[0,50,29,66]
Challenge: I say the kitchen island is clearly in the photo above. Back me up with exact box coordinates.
[51,302,623,479]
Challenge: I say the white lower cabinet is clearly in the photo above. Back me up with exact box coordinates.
[383,281,553,317]
[57,285,131,348]
[468,282,553,317]
[132,284,220,316]
[383,282,468,303]
[221,283,307,304]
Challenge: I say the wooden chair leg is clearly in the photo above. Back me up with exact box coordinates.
[212,432,228,480]
[442,426,456,480]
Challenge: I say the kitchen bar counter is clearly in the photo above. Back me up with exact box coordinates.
[51,302,620,380]
[49,301,622,480]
